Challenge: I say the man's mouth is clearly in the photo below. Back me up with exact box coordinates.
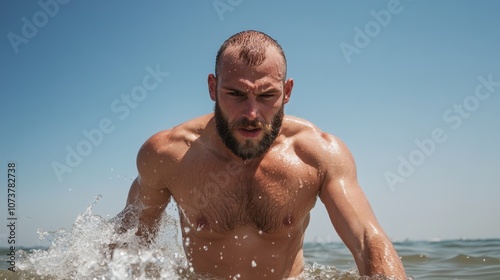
[237,127,262,138]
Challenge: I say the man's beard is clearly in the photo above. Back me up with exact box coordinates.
[214,101,284,161]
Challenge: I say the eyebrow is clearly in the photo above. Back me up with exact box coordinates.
[221,86,280,95]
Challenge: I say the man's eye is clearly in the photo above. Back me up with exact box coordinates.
[228,92,243,97]
[259,94,276,100]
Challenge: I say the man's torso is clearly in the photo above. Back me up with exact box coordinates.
[151,114,328,279]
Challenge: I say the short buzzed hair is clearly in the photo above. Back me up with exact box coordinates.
[215,30,287,80]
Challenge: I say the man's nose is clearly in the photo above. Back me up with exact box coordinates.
[242,99,259,121]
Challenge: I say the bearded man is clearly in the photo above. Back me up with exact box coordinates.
[116,30,407,280]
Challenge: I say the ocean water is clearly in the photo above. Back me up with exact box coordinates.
[1,198,499,279]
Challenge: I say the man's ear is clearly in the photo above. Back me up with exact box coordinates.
[283,78,294,104]
[208,74,217,101]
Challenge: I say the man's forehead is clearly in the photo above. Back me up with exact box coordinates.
[221,46,282,67]
[218,47,285,81]
[219,77,281,93]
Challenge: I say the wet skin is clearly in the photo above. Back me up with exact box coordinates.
[119,46,407,279]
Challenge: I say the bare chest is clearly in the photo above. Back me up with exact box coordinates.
[170,154,321,234]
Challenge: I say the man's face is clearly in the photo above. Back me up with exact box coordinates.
[214,97,284,160]
[209,47,293,160]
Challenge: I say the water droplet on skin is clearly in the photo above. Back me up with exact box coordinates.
[251,260,257,267]
[184,227,191,233]
[258,230,263,235]
[243,235,248,239]
[258,196,262,199]
[234,235,238,239]
[271,269,275,273]
[159,159,163,163]
[203,246,208,251]
[153,169,157,173]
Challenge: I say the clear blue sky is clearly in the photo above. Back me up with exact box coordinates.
[1,0,499,247]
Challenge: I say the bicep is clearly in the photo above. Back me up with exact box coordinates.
[125,138,173,231]
[316,135,406,277]
[320,175,379,247]
[318,139,381,252]
[123,176,171,241]
[126,177,171,214]
[129,135,173,211]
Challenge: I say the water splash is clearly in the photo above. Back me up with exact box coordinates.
[17,195,189,279]
[15,196,408,280]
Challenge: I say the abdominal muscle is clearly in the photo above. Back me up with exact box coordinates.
[181,220,307,279]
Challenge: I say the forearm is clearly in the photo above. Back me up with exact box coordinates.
[136,207,165,243]
[121,178,170,243]
[112,203,163,245]
[356,234,406,279]
[113,204,141,234]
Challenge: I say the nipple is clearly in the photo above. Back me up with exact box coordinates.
[283,215,293,226]
[196,216,210,231]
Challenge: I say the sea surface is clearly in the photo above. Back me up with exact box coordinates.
[1,198,499,279]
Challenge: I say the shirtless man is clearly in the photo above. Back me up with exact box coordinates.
[117,30,407,279]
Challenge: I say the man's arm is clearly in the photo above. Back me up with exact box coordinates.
[115,134,173,244]
[318,135,406,279]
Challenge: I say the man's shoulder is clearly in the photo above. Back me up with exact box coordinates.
[140,114,214,159]
[282,115,350,163]
[283,115,337,144]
